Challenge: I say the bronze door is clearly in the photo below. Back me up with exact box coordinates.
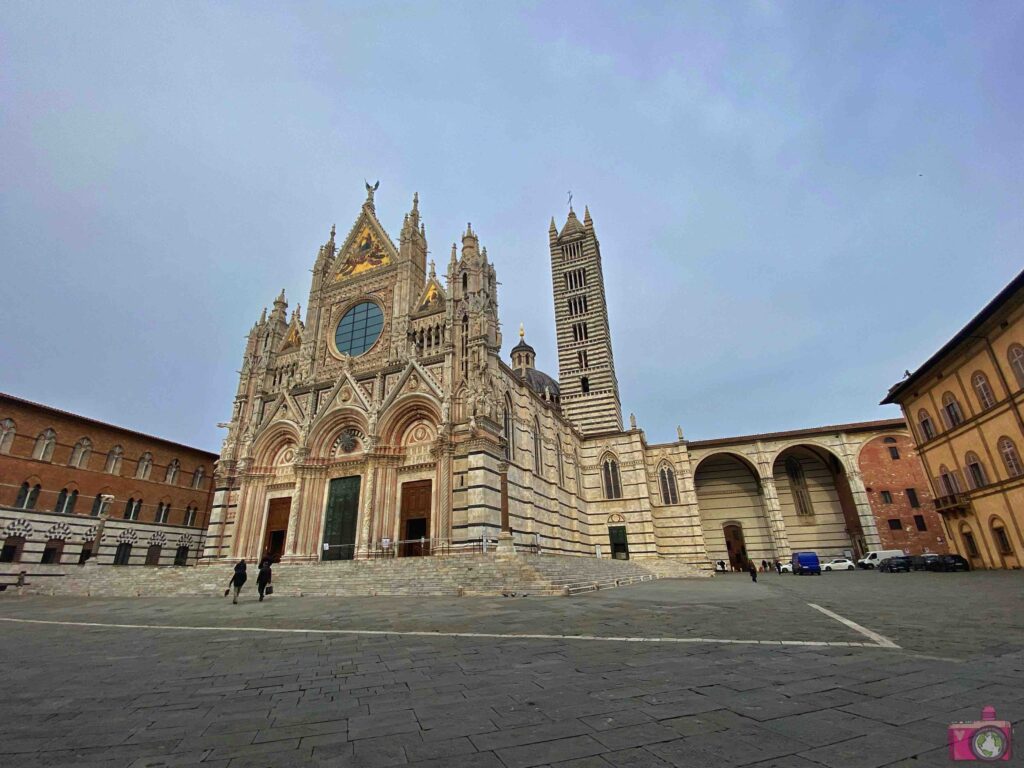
[399,480,432,557]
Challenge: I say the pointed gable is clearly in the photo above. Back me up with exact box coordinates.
[333,204,398,282]
[279,312,304,352]
[414,275,446,315]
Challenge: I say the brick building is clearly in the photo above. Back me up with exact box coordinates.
[858,432,948,556]
[0,392,216,566]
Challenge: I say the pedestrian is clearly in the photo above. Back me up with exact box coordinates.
[761,559,768,573]
[774,559,781,575]
[257,559,273,602]
[748,561,758,583]
[225,559,247,604]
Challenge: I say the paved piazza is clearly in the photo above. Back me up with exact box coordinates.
[2,571,1023,768]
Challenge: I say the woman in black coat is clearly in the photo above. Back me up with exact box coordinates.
[257,560,272,602]
[225,560,247,604]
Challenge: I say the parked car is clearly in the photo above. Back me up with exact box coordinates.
[780,562,793,573]
[927,554,971,572]
[791,551,821,575]
[822,557,856,571]
[910,554,940,571]
[879,556,912,573]
[857,549,905,569]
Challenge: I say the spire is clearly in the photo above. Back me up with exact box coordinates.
[519,323,525,341]
[412,191,419,215]
[450,242,458,265]
[584,205,592,227]
[259,307,267,324]
[274,288,287,308]
[429,259,436,278]
[461,222,480,259]
[327,223,336,253]
[549,216,557,233]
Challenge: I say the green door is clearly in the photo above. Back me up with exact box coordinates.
[323,476,361,560]
[608,525,629,560]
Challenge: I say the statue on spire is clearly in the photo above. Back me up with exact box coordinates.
[364,180,379,206]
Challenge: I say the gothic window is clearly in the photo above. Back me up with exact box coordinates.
[965,452,988,489]
[0,419,14,454]
[461,314,469,379]
[918,410,936,441]
[973,372,996,410]
[105,445,124,474]
[999,436,1023,478]
[556,440,564,486]
[15,482,30,509]
[191,466,205,489]
[941,392,964,428]
[184,506,197,527]
[577,350,589,370]
[69,438,92,469]
[54,488,78,514]
[1,536,25,563]
[785,457,815,516]
[581,376,590,394]
[136,453,153,480]
[503,395,515,461]
[659,463,679,505]
[1009,344,1024,389]
[602,456,622,500]
[156,502,170,524]
[33,429,57,462]
[574,450,582,494]
[533,418,543,475]
[91,493,110,517]
[124,498,142,521]
[113,543,132,565]
[165,459,180,484]
[462,271,468,292]
[572,322,589,342]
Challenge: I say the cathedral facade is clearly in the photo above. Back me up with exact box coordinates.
[203,185,906,570]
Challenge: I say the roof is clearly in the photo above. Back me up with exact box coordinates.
[0,391,219,458]
[559,209,585,239]
[882,267,1024,404]
[511,338,536,355]
[523,368,560,398]
[686,418,907,449]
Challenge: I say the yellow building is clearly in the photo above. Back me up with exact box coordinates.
[883,269,1024,569]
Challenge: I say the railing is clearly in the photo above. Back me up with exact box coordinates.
[934,493,972,513]
[320,534,543,561]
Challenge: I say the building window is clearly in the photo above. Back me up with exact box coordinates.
[461,314,469,379]
[572,322,588,342]
[993,525,1014,555]
[580,376,590,394]
[887,519,902,531]
[918,410,936,441]
[1,536,26,563]
[69,438,92,469]
[973,372,996,410]
[965,452,988,489]
[0,418,15,454]
[18,483,42,510]
[883,438,900,460]
[659,464,679,505]
[938,465,960,496]
[998,436,1023,478]
[113,543,132,566]
[136,453,153,480]
[105,445,124,474]
[602,457,622,500]
[962,530,979,557]
[156,503,170,524]
[914,514,927,531]
[577,350,589,370]
[124,498,142,521]
[184,506,198,527]
[165,459,180,485]
[145,545,162,566]
[942,392,964,428]
[15,482,30,509]
[881,490,893,504]
[533,419,543,475]
[556,440,564,486]
[91,493,110,517]
[785,457,815,516]
[174,546,189,566]
[41,539,64,564]
[33,429,57,462]
[462,271,468,292]
[574,450,582,493]
[502,395,514,461]
[191,466,205,489]
[1009,344,1024,389]
[906,488,920,508]
[54,488,78,514]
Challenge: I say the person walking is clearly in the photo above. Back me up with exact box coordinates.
[257,559,273,602]
[748,561,758,583]
[225,559,247,604]
[761,559,768,573]
[774,559,782,575]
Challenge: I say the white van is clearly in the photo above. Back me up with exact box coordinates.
[857,549,904,569]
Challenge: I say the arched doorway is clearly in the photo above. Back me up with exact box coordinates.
[723,523,748,571]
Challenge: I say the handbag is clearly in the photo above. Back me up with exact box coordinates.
[265,585,273,595]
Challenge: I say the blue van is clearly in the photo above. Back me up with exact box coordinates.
[792,552,821,575]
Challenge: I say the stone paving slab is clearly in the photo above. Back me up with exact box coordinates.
[2,571,1023,767]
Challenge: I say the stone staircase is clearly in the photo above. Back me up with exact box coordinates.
[8,554,707,598]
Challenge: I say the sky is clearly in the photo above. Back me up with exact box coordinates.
[1,1,1021,453]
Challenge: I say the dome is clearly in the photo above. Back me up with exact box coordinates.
[524,368,560,400]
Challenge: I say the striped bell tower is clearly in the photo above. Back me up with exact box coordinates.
[549,204,622,435]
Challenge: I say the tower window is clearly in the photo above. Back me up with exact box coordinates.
[577,350,589,369]
[580,376,590,394]
[572,322,588,342]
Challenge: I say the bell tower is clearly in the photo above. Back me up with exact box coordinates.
[549,204,621,435]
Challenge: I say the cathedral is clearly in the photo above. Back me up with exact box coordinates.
[202,184,913,571]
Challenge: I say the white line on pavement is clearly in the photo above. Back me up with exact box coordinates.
[807,603,901,648]
[0,616,898,649]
